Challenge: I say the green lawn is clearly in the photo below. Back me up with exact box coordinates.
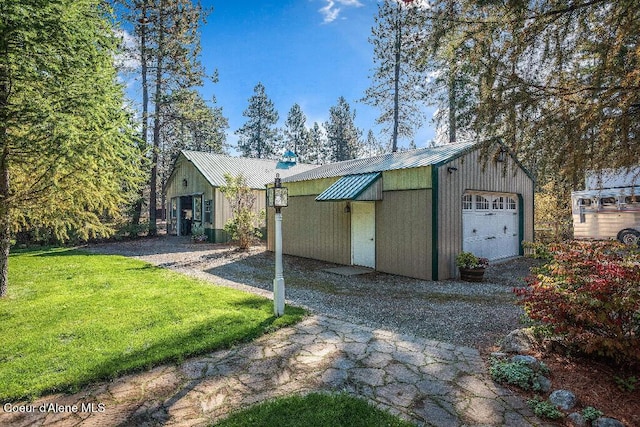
[0,248,305,402]
[213,392,415,427]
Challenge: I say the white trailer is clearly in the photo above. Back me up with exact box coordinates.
[572,186,640,244]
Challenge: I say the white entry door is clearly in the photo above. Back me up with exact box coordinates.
[351,202,376,268]
[462,192,519,260]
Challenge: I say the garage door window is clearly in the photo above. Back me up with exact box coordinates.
[493,196,504,210]
[462,194,473,210]
[475,195,489,210]
[506,197,516,210]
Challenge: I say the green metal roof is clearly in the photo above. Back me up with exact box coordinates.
[316,172,382,201]
[282,141,477,182]
[179,150,318,189]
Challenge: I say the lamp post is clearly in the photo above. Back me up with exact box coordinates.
[267,174,288,316]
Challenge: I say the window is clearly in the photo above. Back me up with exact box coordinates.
[475,195,489,210]
[462,194,473,210]
[506,197,517,210]
[204,200,212,223]
[193,195,202,221]
[625,195,640,204]
[493,196,504,210]
[600,197,617,208]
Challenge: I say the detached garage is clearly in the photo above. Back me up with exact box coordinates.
[266,141,534,280]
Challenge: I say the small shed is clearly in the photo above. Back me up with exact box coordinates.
[165,150,317,242]
[266,141,534,280]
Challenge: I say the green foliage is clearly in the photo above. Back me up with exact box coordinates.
[582,406,604,422]
[219,174,263,250]
[515,241,640,365]
[1,0,145,241]
[522,241,553,261]
[325,97,363,162]
[489,358,549,391]
[362,0,428,151]
[215,392,414,427]
[534,181,573,243]
[190,224,207,243]
[0,248,305,401]
[455,251,489,269]
[527,398,564,420]
[614,375,637,392]
[236,82,280,159]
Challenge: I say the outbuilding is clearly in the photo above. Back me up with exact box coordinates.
[165,150,317,242]
[266,141,534,280]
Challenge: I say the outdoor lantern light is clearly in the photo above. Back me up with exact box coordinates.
[182,179,188,187]
[496,148,507,162]
[267,174,288,209]
[269,173,288,317]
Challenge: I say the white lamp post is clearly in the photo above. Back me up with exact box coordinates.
[267,174,288,316]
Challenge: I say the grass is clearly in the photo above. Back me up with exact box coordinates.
[0,248,305,402]
[213,392,415,427]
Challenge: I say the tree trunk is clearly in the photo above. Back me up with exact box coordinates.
[391,4,401,153]
[0,146,9,298]
[448,72,456,144]
[132,2,150,227]
[148,0,166,237]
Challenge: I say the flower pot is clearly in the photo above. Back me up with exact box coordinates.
[459,267,485,282]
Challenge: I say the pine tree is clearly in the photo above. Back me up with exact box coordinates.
[236,82,280,159]
[325,97,363,162]
[117,0,209,235]
[283,103,310,161]
[0,0,144,296]
[364,130,387,157]
[308,122,329,165]
[362,0,428,152]
[421,0,640,187]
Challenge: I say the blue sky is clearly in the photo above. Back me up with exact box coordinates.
[131,0,437,153]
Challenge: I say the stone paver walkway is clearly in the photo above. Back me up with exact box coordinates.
[1,315,548,427]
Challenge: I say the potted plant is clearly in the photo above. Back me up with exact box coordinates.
[455,251,489,282]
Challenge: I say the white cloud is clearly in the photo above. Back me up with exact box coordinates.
[318,0,363,24]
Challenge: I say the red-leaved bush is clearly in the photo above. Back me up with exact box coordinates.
[515,241,640,365]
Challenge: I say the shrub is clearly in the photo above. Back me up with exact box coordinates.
[581,406,603,422]
[489,358,549,391]
[527,398,564,420]
[191,225,207,243]
[515,241,640,366]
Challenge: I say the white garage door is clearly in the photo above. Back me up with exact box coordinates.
[462,192,520,260]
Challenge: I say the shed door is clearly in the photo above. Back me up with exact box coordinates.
[462,192,519,260]
[351,202,376,268]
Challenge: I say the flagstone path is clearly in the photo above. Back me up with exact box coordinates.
[1,315,549,427]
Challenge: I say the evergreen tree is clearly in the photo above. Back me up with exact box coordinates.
[325,97,363,162]
[0,0,145,296]
[308,122,329,165]
[236,82,280,159]
[362,0,427,152]
[421,0,640,188]
[283,103,310,161]
[117,0,209,235]
[364,130,387,157]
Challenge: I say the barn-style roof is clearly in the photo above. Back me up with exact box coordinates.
[178,150,318,189]
[282,141,477,182]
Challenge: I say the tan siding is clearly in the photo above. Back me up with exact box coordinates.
[214,188,266,230]
[382,167,431,191]
[376,190,432,279]
[267,196,350,265]
[287,177,340,196]
[436,148,534,279]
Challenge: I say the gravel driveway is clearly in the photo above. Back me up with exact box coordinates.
[88,235,540,351]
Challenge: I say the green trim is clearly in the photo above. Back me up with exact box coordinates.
[518,194,525,255]
[431,166,439,280]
